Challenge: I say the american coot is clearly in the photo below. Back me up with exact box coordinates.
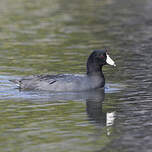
[10,50,116,92]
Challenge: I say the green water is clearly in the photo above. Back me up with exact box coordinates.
[0,0,152,151]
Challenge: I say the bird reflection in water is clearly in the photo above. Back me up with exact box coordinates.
[14,87,116,135]
[86,89,116,136]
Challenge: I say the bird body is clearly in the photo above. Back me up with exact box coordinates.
[10,50,116,92]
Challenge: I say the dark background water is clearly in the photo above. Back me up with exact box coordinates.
[0,0,152,151]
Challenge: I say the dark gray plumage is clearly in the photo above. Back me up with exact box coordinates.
[10,50,116,92]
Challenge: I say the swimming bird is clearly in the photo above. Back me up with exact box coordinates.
[10,49,116,92]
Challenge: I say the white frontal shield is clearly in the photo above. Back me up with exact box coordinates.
[106,53,116,66]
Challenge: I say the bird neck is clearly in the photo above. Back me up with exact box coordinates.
[86,59,104,77]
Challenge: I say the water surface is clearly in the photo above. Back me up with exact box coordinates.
[0,0,152,151]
